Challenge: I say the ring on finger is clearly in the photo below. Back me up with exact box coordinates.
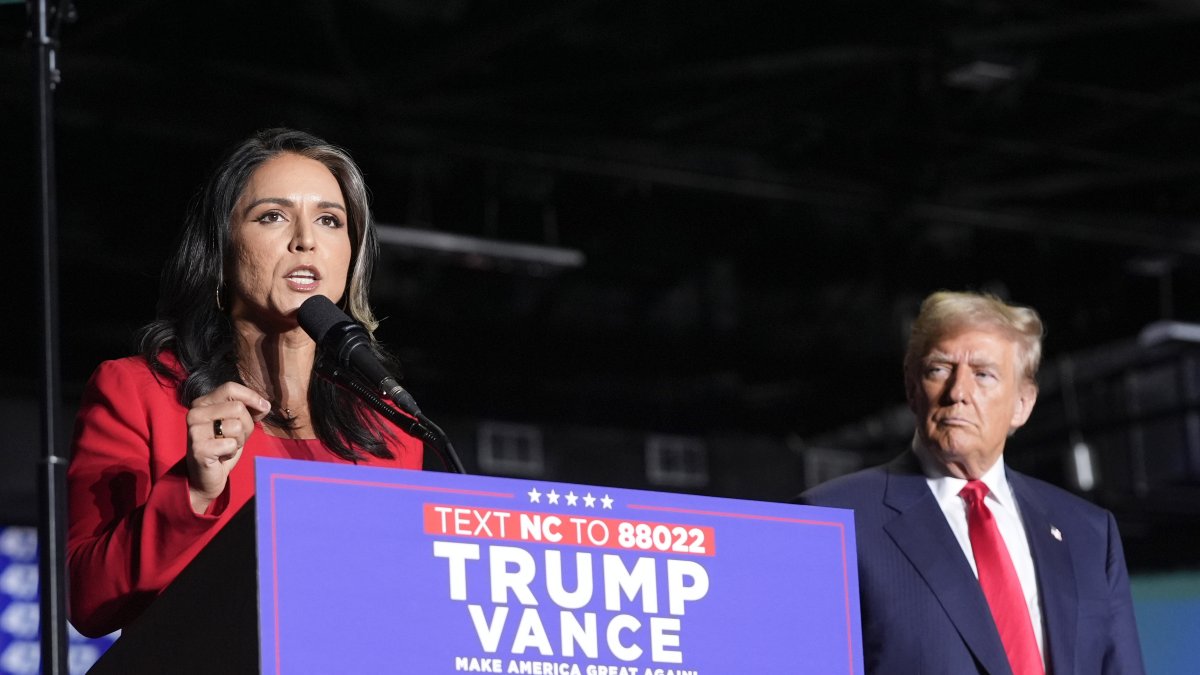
[213,418,224,438]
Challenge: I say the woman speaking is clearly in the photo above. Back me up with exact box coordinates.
[66,129,424,637]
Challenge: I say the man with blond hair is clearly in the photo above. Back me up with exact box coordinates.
[801,291,1144,675]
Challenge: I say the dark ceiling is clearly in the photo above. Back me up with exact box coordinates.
[6,0,1200,443]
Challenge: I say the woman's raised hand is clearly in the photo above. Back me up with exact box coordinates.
[185,382,271,514]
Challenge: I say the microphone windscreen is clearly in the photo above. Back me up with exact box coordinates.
[297,295,351,344]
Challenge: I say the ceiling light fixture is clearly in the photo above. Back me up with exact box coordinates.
[944,59,1019,92]
[375,223,586,276]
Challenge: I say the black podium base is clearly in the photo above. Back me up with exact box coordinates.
[88,500,259,674]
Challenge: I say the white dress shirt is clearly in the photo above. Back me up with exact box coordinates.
[915,451,1047,663]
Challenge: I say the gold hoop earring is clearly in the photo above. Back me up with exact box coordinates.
[215,283,225,312]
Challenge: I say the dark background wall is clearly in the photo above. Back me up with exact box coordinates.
[3,1,1200,573]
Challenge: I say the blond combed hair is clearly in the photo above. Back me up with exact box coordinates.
[903,290,1044,390]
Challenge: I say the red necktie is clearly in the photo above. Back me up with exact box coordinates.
[960,480,1045,675]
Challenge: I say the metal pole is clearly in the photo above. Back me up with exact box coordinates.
[31,0,70,672]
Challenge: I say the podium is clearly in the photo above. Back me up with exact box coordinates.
[90,458,863,674]
[87,500,260,674]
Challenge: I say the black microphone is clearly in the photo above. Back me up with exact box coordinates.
[297,295,466,474]
[297,295,422,418]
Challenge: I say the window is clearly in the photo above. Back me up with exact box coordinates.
[646,434,708,488]
[477,421,544,476]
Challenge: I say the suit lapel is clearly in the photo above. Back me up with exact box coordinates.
[1009,470,1077,675]
[882,455,1013,675]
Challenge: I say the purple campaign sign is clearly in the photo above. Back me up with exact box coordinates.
[255,457,863,675]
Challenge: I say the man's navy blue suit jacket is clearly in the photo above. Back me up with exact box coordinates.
[800,452,1145,675]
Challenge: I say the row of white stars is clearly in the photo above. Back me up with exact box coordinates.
[527,487,614,509]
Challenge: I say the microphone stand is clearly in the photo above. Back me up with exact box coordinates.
[314,358,466,474]
[31,1,75,673]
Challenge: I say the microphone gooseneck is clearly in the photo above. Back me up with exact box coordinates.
[314,357,465,473]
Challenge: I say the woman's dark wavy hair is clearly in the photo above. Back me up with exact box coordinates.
[138,127,396,461]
